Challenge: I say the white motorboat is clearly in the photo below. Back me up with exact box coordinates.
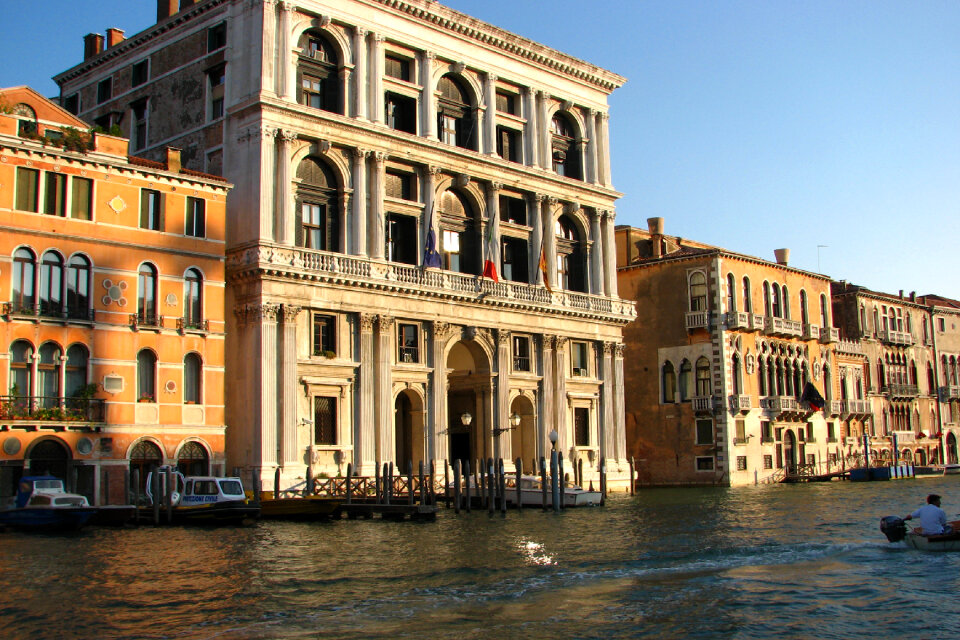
[504,474,602,508]
[0,476,97,530]
[943,464,960,475]
[880,515,960,551]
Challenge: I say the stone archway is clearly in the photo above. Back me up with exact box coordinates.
[947,433,958,465]
[394,389,425,471]
[26,438,70,480]
[783,430,797,475]
[445,337,492,468]
[509,394,538,473]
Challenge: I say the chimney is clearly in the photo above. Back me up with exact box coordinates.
[910,291,916,302]
[647,217,664,258]
[106,28,125,48]
[774,248,790,266]
[166,147,182,174]
[157,0,179,22]
[83,33,105,60]
[899,290,904,299]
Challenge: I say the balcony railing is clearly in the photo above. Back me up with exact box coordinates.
[749,314,767,332]
[0,396,105,423]
[766,317,802,337]
[892,430,916,444]
[760,396,799,413]
[177,316,209,333]
[820,327,839,344]
[883,384,919,398]
[829,400,843,416]
[130,312,163,330]
[802,323,820,341]
[878,327,913,346]
[726,311,751,331]
[685,310,709,330]
[2,302,95,322]
[842,399,871,416]
[939,385,960,401]
[733,437,750,446]
[691,396,715,412]
[728,394,752,412]
[227,245,637,322]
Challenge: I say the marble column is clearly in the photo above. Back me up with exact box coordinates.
[496,329,512,461]
[278,2,294,100]
[544,197,558,291]
[420,51,436,139]
[555,337,568,453]
[537,91,551,170]
[423,166,439,265]
[590,208,604,296]
[599,112,612,186]
[584,107,598,184]
[357,313,376,474]
[376,314,394,464]
[280,305,300,466]
[274,129,297,246]
[614,343,627,461]
[369,152,386,259]
[353,27,368,119]
[430,321,449,465]
[369,33,384,125]
[600,341,615,463]
[351,148,368,256]
[602,210,618,297]
[486,182,501,275]
[261,0,278,98]
[256,126,276,242]
[483,73,498,156]
[541,336,556,453]
[529,193,543,286]
[522,86,537,168]
[255,303,281,468]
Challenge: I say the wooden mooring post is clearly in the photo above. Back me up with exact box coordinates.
[418,461,426,506]
[487,458,494,515]
[165,467,174,524]
[499,458,506,515]
[346,463,353,505]
[599,457,607,507]
[453,459,461,514]
[558,452,565,511]
[540,456,548,510]
[515,458,523,512]
[464,459,472,513]
[274,467,281,500]
[444,460,451,508]
[629,457,636,496]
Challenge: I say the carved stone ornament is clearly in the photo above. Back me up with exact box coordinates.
[360,313,377,332]
[616,343,626,358]
[543,335,557,350]
[377,314,395,330]
[282,305,301,323]
[455,173,470,188]
[745,353,756,375]
[497,329,510,345]
[453,61,466,74]
[249,303,281,323]
[813,361,822,381]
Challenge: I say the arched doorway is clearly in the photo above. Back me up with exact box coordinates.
[947,433,958,464]
[509,394,537,472]
[394,389,424,470]
[445,338,492,467]
[26,438,70,479]
[783,430,797,475]
[177,441,209,476]
[130,439,163,490]
[917,448,928,465]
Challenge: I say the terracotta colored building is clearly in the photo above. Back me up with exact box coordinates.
[0,86,230,503]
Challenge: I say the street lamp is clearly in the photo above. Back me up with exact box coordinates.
[548,429,558,451]
[493,412,521,438]
[510,413,521,429]
[460,412,472,427]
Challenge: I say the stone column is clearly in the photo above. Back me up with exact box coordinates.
[602,210,618,297]
[522,86,538,168]
[555,336,569,453]
[541,335,556,453]
[537,91,551,170]
[351,148,368,256]
[529,193,543,286]
[255,126,276,242]
[274,129,297,246]
[261,0,278,97]
[280,305,300,466]
[420,51,436,139]
[544,197,558,290]
[369,152,386,259]
[278,2,294,100]
[430,322,449,465]
[599,112,612,186]
[590,208,604,296]
[376,314,394,464]
[353,27,368,120]
[614,342,627,461]
[486,182,501,276]
[584,107,598,184]
[600,341,615,464]
[496,329,511,461]
[369,33,384,125]
[254,304,281,468]
[483,73,498,155]
[357,313,377,474]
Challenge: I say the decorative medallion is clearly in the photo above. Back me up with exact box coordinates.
[165,293,178,307]
[165,380,177,393]
[2,436,21,455]
[108,195,126,214]
[76,437,93,455]
[101,279,128,307]
[745,353,756,375]
[813,361,822,381]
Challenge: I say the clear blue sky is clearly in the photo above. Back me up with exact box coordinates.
[3,1,958,298]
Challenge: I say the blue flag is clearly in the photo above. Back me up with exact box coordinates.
[423,202,442,268]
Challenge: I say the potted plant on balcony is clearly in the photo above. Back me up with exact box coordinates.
[138,394,155,403]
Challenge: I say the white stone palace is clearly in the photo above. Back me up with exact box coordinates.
[54,0,635,490]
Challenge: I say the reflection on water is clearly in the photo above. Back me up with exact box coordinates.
[2,479,960,639]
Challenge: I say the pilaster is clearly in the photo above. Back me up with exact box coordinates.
[353,27,368,119]
[590,208,604,296]
[280,304,300,466]
[357,313,377,473]
[351,148,368,255]
[369,151,387,259]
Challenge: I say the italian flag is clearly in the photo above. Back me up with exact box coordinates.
[482,220,499,282]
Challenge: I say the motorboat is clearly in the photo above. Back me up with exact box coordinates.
[943,464,960,475]
[503,474,602,508]
[0,476,97,530]
[144,468,260,525]
[880,515,960,551]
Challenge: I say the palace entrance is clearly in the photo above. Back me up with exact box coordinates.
[445,338,492,467]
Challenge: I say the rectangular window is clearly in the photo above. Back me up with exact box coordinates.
[140,189,161,230]
[131,98,148,151]
[696,456,715,471]
[208,65,226,120]
[496,126,521,163]
[939,318,946,332]
[70,177,92,220]
[495,90,518,115]
[513,336,531,372]
[398,323,419,363]
[442,229,460,271]
[313,314,335,356]
[761,421,772,442]
[574,407,589,447]
[385,93,417,134]
[736,456,747,471]
[97,78,112,104]
[806,423,814,440]
[499,195,527,225]
[208,23,227,52]
[501,237,529,283]
[16,167,39,212]
[386,213,418,265]
[735,419,746,443]
[384,55,411,81]
[63,93,80,115]
[827,422,836,442]
[131,60,149,87]
[44,172,67,216]
[185,197,205,237]
[313,396,336,445]
[385,171,414,200]
[695,419,713,445]
[763,455,773,470]
[571,341,589,376]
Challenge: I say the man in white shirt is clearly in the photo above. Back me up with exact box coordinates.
[904,494,954,536]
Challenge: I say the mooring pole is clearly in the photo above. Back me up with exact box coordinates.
[453,459,462,514]
[550,450,559,513]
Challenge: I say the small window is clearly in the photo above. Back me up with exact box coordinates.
[938,318,946,332]
[44,173,67,217]
[71,177,93,220]
[513,336,531,372]
[386,213,418,265]
[208,23,227,52]
[16,167,40,212]
[735,419,746,443]
[501,237,528,283]
[313,396,337,445]
[689,272,707,311]
[736,456,747,471]
[574,407,589,447]
[495,90,518,115]
[131,60,149,87]
[662,362,676,403]
[208,65,226,120]
[696,456,715,471]
[131,98,148,151]
[97,78,112,104]
[140,189,161,230]
[385,171,414,200]
[185,197,205,237]
[695,357,711,396]
[184,353,202,404]
[384,54,411,81]
[761,421,772,441]
[496,126,521,163]
[313,314,336,356]
[63,94,80,115]
[695,419,713,445]
[385,92,416,134]
[398,323,419,363]
[571,341,589,376]
[499,195,526,225]
[137,349,157,402]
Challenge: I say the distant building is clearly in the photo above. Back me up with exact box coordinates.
[616,219,845,486]
[919,294,960,463]
[0,86,230,502]
[54,0,635,490]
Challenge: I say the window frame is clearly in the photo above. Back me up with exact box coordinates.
[513,335,531,372]
[397,323,419,364]
[185,197,206,238]
[695,419,714,445]
[312,314,336,357]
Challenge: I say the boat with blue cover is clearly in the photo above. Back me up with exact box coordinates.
[0,476,97,530]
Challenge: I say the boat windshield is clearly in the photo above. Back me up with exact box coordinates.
[33,480,64,491]
[219,480,244,497]
[193,480,219,496]
[53,496,87,506]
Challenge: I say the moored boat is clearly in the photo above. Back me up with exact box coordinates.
[880,515,960,551]
[144,468,260,525]
[258,496,340,520]
[0,476,97,530]
[504,475,602,508]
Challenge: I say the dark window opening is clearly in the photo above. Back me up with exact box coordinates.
[574,407,589,447]
[496,126,521,163]
[385,171,414,200]
[398,324,419,363]
[296,157,340,252]
[97,78,112,104]
[495,90,518,115]
[313,314,336,356]
[501,237,528,283]
[384,55,411,82]
[513,336,530,372]
[314,396,337,445]
[437,75,475,150]
[131,60,149,87]
[499,195,526,225]
[207,23,227,52]
[297,32,341,114]
[385,92,416,134]
[386,213,418,265]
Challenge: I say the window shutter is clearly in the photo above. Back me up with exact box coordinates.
[295,202,304,247]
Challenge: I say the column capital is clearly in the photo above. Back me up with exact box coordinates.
[556,336,568,349]
[616,343,626,358]
[351,147,370,161]
[377,314,394,329]
[280,1,295,12]
[497,329,510,345]
[565,201,581,215]
[360,313,377,332]
[275,128,299,143]
[530,192,545,204]
[373,150,388,164]
[372,32,384,43]
[426,164,444,176]
[487,72,498,83]
[244,303,281,323]
[488,181,502,193]
[543,335,557,350]
[355,26,368,39]
[424,50,436,60]
[281,304,301,323]
[546,196,559,207]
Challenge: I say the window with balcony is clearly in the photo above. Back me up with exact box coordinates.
[65,344,89,397]
[689,272,707,312]
[571,341,589,377]
[550,112,581,179]
[184,353,202,404]
[296,156,340,252]
[37,343,62,402]
[439,189,477,274]
[298,32,342,114]
[66,255,91,320]
[574,407,589,446]
[695,357,711,396]
[313,314,336,357]
[556,215,586,293]
[137,349,157,402]
[39,251,64,317]
[771,283,782,318]
[763,282,771,316]
[9,340,33,398]
[695,419,713,445]
[137,263,158,325]
[501,237,529,284]
[820,294,829,328]
[679,360,692,401]
[742,276,752,313]
[44,172,67,217]
[11,248,36,314]
[662,361,676,403]
[398,323,419,363]
[513,335,531,372]
[183,268,202,329]
[731,353,742,394]
[726,273,736,312]
[386,213,418,265]
[140,189,162,231]
[185,197,205,238]
[16,168,39,212]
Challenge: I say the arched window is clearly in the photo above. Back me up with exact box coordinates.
[922,317,929,343]
[184,268,203,328]
[39,251,64,317]
[177,441,209,476]
[860,305,867,334]
[820,294,829,328]
[662,361,676,403]
[138,263,158,324]
[726,273,736,312]
[689,272,707,312]
[927,362,935,394]
[799,290,808,325]
[781,285,789,318]
[130,439,163,490]
[137,349,157,402]
[65,344,88,397]
[437,74,475,150]
[742,276,752,313]
[758,357,767,396]
[678,360,692,401]
[555,215,586,292]
[438,190,478,275]
[66,255,91,320]
[771,283,781,318]
[296,156,340,252]
[297,31,342,114]
[37,342,62,405]
[762,282,771,316]
[695,357,711,396]
[10,340,34,398]
[12,247,36,313]
[872,307,880,335]
[184,353,202,404]
[910,360,918,387]
[732,353,743,394]
[13,102,38,136]
[550,112,581,179]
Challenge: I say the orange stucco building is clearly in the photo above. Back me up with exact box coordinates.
[0,86,230,504]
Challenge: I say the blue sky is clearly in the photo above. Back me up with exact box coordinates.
[3,1,958,298]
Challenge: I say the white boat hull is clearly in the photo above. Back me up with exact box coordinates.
[904,532,960,551]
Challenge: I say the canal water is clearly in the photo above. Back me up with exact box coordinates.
[3,479,960,639]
